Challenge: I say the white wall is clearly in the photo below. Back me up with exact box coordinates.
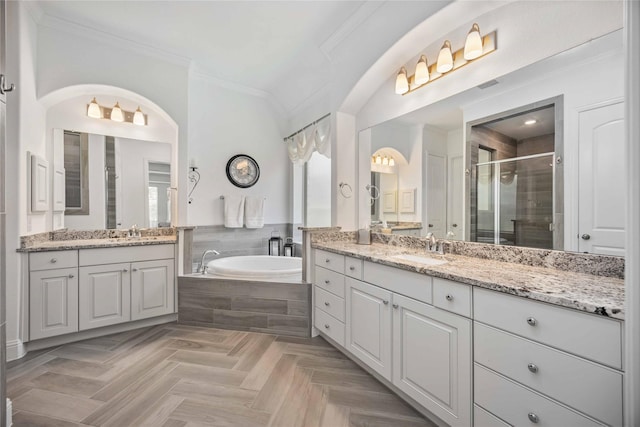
[187,73,288,226]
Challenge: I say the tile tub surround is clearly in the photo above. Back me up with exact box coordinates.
[19,228,177,252]
[311,238,625,320]
[178,276,311,337]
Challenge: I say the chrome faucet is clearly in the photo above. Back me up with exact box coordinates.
[426,232,437,252]
[128,224,141,238]
[199,249,220,274]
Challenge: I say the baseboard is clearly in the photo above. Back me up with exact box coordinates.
[6,339,26,362]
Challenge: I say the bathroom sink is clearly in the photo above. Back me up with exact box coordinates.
[392,254,448,267]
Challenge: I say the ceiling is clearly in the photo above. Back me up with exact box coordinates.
[33,1,447,116]
[481,105,555,140]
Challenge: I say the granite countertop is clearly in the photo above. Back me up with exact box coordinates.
[17,236,177,252]
[312,241,625,320]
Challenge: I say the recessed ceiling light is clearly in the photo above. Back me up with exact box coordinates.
[524,119,537,125]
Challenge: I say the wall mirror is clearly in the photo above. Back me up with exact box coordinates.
[359,30,625,255]
[60,129,172,230]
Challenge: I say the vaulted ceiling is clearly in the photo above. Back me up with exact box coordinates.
[33,1,450,117]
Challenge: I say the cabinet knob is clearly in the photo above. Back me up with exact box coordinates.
[324,280,330,284]
[452,224,458,228]
[324,301,330,306]
[349,266,355,271]
[527,413,539,423]
[123,268,128,273]
[527,363,539,373]
[428,224,434,227]
[383,300,389,305]
[324,324,330,329]
[445,294,454,301]
[132,268,138,272]
[68,274,74,278]
[50,258,57,263]
[392,303,399,309]
[526,317,537,326]
[325,259,330,263]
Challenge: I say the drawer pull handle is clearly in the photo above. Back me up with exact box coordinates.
[392,303,399,309]
[132,268,138,272]
[527,363,539,373]
[324,324,330,329]
[445,294,454,301]
[68,274,74,278]
[527,413,539,423]
[324,280,330,284]
[50,258,57,263]
[324,301,330,306]
[325,259,330,263]
[383,300,389,305]
[123,268,128,273]
[349,266,356,271]
[526,317,537,326]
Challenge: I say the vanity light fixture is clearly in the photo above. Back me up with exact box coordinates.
[382,156,389,166]
[394,24,497,96]
[86,99,148,125]
[389,157,395,167]
[395,67,409,95]
[87,97,102,119]
[375,154,382,165]
[436,40,454,73]
[110,102,124,122]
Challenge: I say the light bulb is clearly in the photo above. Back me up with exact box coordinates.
[133,106,145,126]
[375,154,382,165]
[110,102,124,122]
[87,97,101,119]
[464,23,483,60]
[389,157,395,167]
[436,40,454,73]
[395,67,409,95]
[382,156,389,166]
[414,55,429,86]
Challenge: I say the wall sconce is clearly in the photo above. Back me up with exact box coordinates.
[86,98,148,125]
[188,159,200,204]
[395,24,497,96]
[372,155,395,167]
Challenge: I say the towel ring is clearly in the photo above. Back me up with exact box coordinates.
[365,184,380,200]
[339,182,353,198]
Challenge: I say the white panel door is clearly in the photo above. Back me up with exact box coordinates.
[29,268,78,340]
[345,277,392,380]
[447,155,463,238]
[53,167,65,212]
[392,293,472,427]
[578,101,625,255]
[426,153,447,238]
[79,263,131,330]
[131,259,175,320]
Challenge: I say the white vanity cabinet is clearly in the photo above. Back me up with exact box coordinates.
[79,245,175,330]
[29,250,79,340]
[473,287,624,426]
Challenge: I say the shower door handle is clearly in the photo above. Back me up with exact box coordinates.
[581,234,591,240]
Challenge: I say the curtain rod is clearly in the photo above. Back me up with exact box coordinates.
[283,112,331,141]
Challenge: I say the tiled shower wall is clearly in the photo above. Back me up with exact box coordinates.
[190,223,296,272]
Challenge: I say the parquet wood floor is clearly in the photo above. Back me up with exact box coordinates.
[7,323,437,427]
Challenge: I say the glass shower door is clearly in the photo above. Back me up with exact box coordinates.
[474,154,554,249]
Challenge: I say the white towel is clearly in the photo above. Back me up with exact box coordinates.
[244,196,265,229]
[224,195,245,228]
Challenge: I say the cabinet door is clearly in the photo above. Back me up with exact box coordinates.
[131,259,175,321]
[30,268,78,340]
[79,263,131,330]
[345,278,392,380]
[392,293,472,427]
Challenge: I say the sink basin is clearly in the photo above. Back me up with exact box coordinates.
[392,254,448,267]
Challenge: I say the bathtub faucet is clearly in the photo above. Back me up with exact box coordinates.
[199,249,220,274]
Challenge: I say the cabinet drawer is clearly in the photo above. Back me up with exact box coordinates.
[30,250,78,271]
[474,405,510,427]
[315,249,344,274]
[363,261,432,304]
[475,364,603,427]
[474,287,622,369]
[433,278,471,317]
[79,244,174,266]
[315,286,345,322]
[475,323,622,426]
[314,266,345,298]
[315,307,345,346]
[344,256,363,280]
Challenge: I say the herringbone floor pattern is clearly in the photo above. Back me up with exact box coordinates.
[6,323,436,427]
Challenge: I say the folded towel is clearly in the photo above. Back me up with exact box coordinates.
[245,196,265,229]
[224,195,245,228]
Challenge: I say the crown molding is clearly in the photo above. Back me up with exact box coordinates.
[39,13,192,68]
[320,1,384,61]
